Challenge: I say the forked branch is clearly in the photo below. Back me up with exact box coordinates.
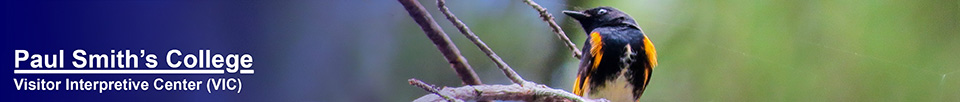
[397,0,483,86]
[436,0,526,84]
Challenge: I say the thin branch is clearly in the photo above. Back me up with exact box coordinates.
[521,0,583,59]
[398,0,483,85]
[436,0,526,84]
[400,0,607,101]
[413,83,609,102]
[409,79,465,102]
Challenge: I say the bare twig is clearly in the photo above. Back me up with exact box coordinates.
[413,82,609,102]
[521,0,583,59]
[399,0,608,101]
[436,0,526,84]
[409,79,465,102]
[398,0,483,85]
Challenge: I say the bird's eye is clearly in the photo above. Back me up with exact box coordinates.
[597,9,608,15]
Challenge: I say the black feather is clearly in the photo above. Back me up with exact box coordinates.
[568,6,655,101]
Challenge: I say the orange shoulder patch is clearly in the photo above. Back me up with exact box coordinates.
[589,32,605,70]
[574,32,605,96]
[643,35,657,67]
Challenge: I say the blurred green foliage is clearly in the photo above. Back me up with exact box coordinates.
[392,0,958,101]
[575,0,959,101]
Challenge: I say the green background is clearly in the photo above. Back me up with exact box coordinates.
[391,0,960,101]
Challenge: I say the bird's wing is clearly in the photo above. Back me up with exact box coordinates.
[574,31,606,96]
[626,34,657,99]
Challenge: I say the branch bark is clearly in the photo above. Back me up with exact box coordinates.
[398,0,483,85]
[411,79,608,102]
[398,0,606,101]
[409,79,465,102]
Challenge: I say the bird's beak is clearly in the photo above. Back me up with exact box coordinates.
[563,10,590,20]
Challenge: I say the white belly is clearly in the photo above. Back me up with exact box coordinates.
[585,69,638,102]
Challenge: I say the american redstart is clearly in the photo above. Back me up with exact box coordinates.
[564,6,658,102]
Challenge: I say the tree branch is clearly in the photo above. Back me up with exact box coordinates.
[398,0,607,101]
[412,79,609,102]
[521,0,583,59]
[435,0,526,84]
[409,79,465,102]
[398,0,483,85]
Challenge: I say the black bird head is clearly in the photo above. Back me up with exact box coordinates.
[563,6,640,33]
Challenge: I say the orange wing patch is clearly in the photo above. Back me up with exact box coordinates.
[643,35,657,67]
[573,75,590,96]
[574,32,605,96]
[590,32,605,70]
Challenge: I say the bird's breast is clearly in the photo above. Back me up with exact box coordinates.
[587,68,638,102]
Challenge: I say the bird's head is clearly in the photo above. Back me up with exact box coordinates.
[563,6,639,32]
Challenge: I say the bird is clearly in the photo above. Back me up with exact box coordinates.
[564,6,657,102]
